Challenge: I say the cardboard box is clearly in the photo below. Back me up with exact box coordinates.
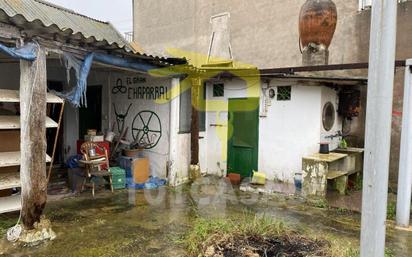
[84,135,105,142]
[133,158,149,184]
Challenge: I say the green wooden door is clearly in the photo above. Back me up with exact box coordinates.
[227,98,259,177]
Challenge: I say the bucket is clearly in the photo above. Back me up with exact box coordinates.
[251,171,266,185]
[319,142,330,154]
[105,131,115,142]
[294,172,303,191]
[87,129,97,136]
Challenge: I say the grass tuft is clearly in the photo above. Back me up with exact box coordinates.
[180,213,287,255]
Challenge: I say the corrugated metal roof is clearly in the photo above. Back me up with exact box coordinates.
[0,0,129,49]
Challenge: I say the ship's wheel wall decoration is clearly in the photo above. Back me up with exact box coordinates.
[132,110,162,149]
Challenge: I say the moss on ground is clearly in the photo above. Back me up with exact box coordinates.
[178,212,365,257]
[0,214,17,235]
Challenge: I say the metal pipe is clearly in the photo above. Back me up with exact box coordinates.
[258,60,406,75]
[360,1,398,257]
[396,61,412,228]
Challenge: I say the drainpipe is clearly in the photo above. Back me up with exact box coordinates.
[360,1,397,257]
[396,60,412,228]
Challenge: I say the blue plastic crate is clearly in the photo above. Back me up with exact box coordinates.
[117,156,136,178]
[110,167,126,190]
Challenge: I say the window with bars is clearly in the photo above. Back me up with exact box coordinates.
[359,0,372,10]
[213,83,224,97]
[359,0,408,10]
[277,86,291,101]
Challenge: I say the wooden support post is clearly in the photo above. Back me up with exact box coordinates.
[20,45,48,229]
[190,78,201,166]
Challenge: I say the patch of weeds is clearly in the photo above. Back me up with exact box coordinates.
[386,199,412,220]
[388,184,397,194]
[168,187,179,193]
[168,185,191,194]
[273,176,283,183]
[180,213,332,256]
[387,201,396,220]
[336,207,352,215]
[345,248,360,257]
[47,208,82,223]
[353,176,363,191]
[331,206,357,216]
[0,215,17,235]
[310,198,329,209]
[385,248,395,257]
[343,247,394,257]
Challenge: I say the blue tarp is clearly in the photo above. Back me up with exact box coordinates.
[57,52,159,107]
[66,154,83,169]
[126,176,167,190]
[0,42,37,61]
[55,53,94,107]
[0,41,163,107]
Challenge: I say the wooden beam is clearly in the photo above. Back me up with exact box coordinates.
[190,78,201,165]
[20,45,48,229]
[0,22,21,39]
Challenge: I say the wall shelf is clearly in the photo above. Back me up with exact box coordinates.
[0,195,21,214]
[0,89,63,103]
[0,115,58,129]
[0,172,20,190]
[0,151,51,168]
[0,88,63,215]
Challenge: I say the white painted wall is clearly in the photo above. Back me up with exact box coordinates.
[168,78,191,185]
[258,82,322,183]
[110,73,172,178]
[201,78,343,183]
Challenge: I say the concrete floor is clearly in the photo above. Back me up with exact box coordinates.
[239,179,364,212]
[0,177,410,257]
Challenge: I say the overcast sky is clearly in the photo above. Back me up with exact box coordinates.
[48,0,133,34]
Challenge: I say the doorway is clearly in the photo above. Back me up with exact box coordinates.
[227,98,259,177]
[79,85,102,137]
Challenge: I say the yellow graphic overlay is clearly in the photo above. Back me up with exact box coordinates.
[149,48,262,160]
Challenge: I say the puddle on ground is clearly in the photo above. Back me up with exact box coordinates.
[0,177,411,257]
